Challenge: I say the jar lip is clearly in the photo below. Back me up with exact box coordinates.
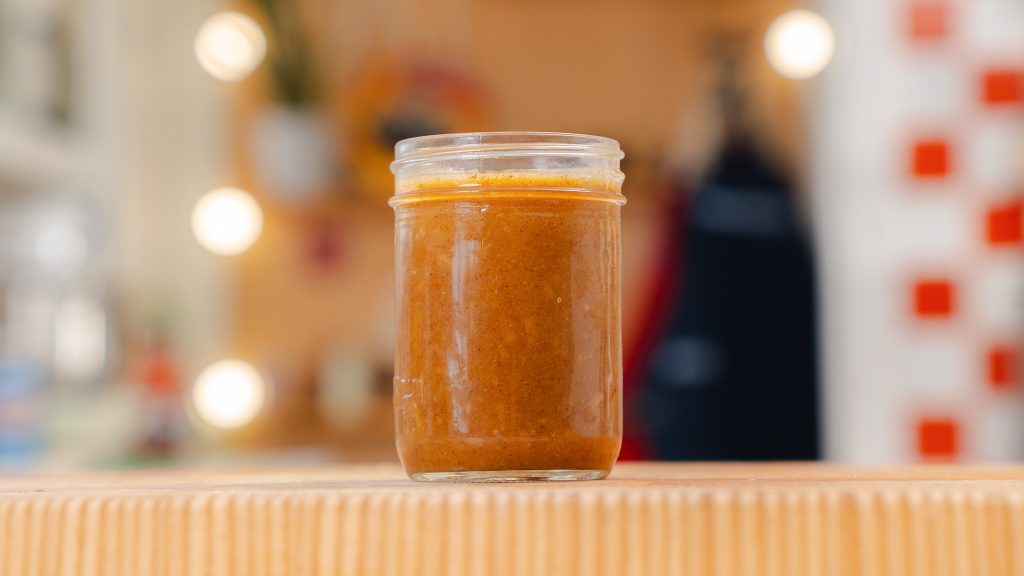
[391,131,624,172]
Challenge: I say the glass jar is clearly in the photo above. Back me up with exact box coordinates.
[389,132,625,482]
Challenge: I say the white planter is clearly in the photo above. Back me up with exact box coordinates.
[250,106,336,206]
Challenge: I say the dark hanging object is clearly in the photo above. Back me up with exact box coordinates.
[638,44,819,460]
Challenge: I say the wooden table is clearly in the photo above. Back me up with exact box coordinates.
[2,463,1024,575]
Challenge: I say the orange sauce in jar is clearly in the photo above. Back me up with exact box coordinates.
[392,171,624,482]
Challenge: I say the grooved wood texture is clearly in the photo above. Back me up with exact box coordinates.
[2,463,1024,575]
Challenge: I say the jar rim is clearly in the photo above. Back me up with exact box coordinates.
[391,131,624,173]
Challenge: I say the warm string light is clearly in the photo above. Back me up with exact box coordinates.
[765,10,835,80]
[192,359,266,429]
[191,13,269,436]
[194,11,267,82]
[191,187,263,256]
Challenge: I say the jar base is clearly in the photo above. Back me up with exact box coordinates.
[409,469,609,483]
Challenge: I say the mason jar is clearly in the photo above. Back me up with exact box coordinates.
[390,132,625,482]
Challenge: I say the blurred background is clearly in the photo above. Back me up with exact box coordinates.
[0,0,1020,470]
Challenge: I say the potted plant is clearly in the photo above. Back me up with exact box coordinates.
[248,0,336,207]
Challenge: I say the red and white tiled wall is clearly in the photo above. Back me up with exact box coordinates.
[814,0,1024,462]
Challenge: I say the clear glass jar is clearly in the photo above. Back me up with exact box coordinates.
[389,132,625,482]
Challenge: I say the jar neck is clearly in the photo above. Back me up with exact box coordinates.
[390,171,626,207]
[390,132,625,204]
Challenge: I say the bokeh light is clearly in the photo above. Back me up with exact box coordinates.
[194,11,267,82]
[191,186,263,256]
[764,10,835,80]
[192,359,266,429]
[34,221,87,276]
[54,297,107,382]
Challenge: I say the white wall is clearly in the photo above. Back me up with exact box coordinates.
[110,0,230,374]
[813,0,1024,463]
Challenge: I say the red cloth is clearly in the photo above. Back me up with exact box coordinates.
[620,188,688,460]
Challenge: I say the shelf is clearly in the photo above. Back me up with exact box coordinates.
[0,113,81,188]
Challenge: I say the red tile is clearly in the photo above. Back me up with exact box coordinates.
[982,70,1024,105]
[913,279,955,318]
[987,345,1017,391]
[911,140,951,179]
[916,417,960,459]
[986,199,1024,246]
[908,2,948,40]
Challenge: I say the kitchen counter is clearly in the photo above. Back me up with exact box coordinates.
[2,462,1023,575]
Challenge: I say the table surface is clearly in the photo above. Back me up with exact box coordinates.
[3,462,1024,576]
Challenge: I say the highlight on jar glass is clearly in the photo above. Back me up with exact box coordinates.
[389,132,626,482]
